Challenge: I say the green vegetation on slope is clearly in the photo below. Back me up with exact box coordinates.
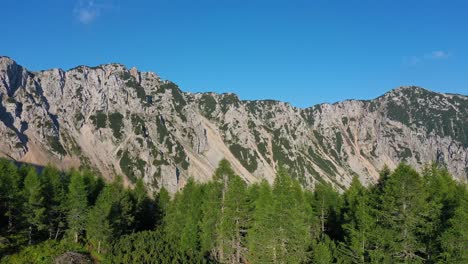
[0,158,466,263]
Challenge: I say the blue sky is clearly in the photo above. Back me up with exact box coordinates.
[2,0,467,107]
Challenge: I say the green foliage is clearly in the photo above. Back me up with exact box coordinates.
[373,164,429,262]
[0,158,466,264]
[90,111,107,129]
[22,168,47,245]
[0,240,87,264]
[130,114,145,135]
[229,143,258,173]
[108,112,124,139]
[247,181,274,263]
[106,230,172,264]
[335,131,343,151]
[387,88,468,147]
[41,165,68,241]
[198,94,217,117]
[124,75,146,102]
[119,150,146,183]
[156,116,169,143]
[164,178,204,261]
[66,171,88,243]
[308,147,338,176]
[47,136,66,156]
[86,178,135,255]
[173,142,189,170]
[340,176,374,263]
[160,82,187,121]
[220,93,240,113]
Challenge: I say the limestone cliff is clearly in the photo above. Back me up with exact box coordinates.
[1,56,466,193]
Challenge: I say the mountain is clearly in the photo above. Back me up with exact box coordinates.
[0,56,467,193]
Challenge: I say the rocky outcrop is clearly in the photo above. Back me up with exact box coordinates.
[0,56,467,193]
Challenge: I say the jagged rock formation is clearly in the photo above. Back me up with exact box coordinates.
[1,56,467,193]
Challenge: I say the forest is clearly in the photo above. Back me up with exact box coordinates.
[0,158,466,263]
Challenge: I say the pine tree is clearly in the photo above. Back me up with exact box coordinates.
[313,181,342,241]
[312,235,335,264]
[66,170,88,243]
[82,170,104,205]
[218,174,249,263]
[22,167,46,245]
[86,177,132,254]
[41,165,67,240]
[378,163,428,263]
[438,185,468,263]
[340,176,374,263]
[419,164,460,261]
[271,167,310,263]
[154,187,170,227]
[132,179,155,231]
[247,180,275,263]
[164,178,204,261]
[199,181,222,259]
[0,159,22,234]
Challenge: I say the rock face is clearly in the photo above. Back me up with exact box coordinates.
[1,56,467,193]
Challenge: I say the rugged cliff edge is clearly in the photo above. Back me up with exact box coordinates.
[1,56,467,193]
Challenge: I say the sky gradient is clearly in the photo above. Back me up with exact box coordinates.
[2,0,468,107]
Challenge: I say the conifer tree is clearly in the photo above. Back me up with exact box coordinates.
[312,235,335,264]
[199,181,222,259]
[67,170,88,243]
[0,159,22,234]
[82,170,104,205]
[270,167,310,263]
[438,188,468,263]
[164,178,204,261]
[41,165,67,240]
[313,181,342,240]
[132,178,155,231]
[378,163,428,263]
[247,180,275,263]
[154,187,170,227]
[86,177,132,254]
[340,176,374,263]
[218,174,249,263]
[22,167,46,245]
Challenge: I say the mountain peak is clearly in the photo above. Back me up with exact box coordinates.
[386,86,430,95]
[0,56,18,69]
[0,57,467,193]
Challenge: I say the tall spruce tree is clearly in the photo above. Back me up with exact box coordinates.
[132,178,155,231]
[340,176,374,263]
[0,159,22,234]
[67,170,88,243]
[438,184,468,263]
[164,178,204,261]
[378,164,428,263]
[247,180,275,263]
[313,182,342,241]
[22,167,46,245]
[86,177,133,254]
[41,165,67,240]
[270,167,310,263]
[218,174,249,263]
[199,181,222,260]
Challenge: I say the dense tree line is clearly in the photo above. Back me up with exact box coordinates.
[0,158,466,263]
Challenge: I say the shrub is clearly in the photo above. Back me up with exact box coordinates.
[109,112,124,139]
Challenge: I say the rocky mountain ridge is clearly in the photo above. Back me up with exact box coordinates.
[1,56,467,193]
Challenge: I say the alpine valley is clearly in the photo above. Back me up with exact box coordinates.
[1,56,467,193]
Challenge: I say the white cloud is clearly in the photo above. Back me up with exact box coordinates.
[404,56,421,66]
[77,8,99,24]
[404,50,451,66]
[74,0,115,25]
[425,50,450,60]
